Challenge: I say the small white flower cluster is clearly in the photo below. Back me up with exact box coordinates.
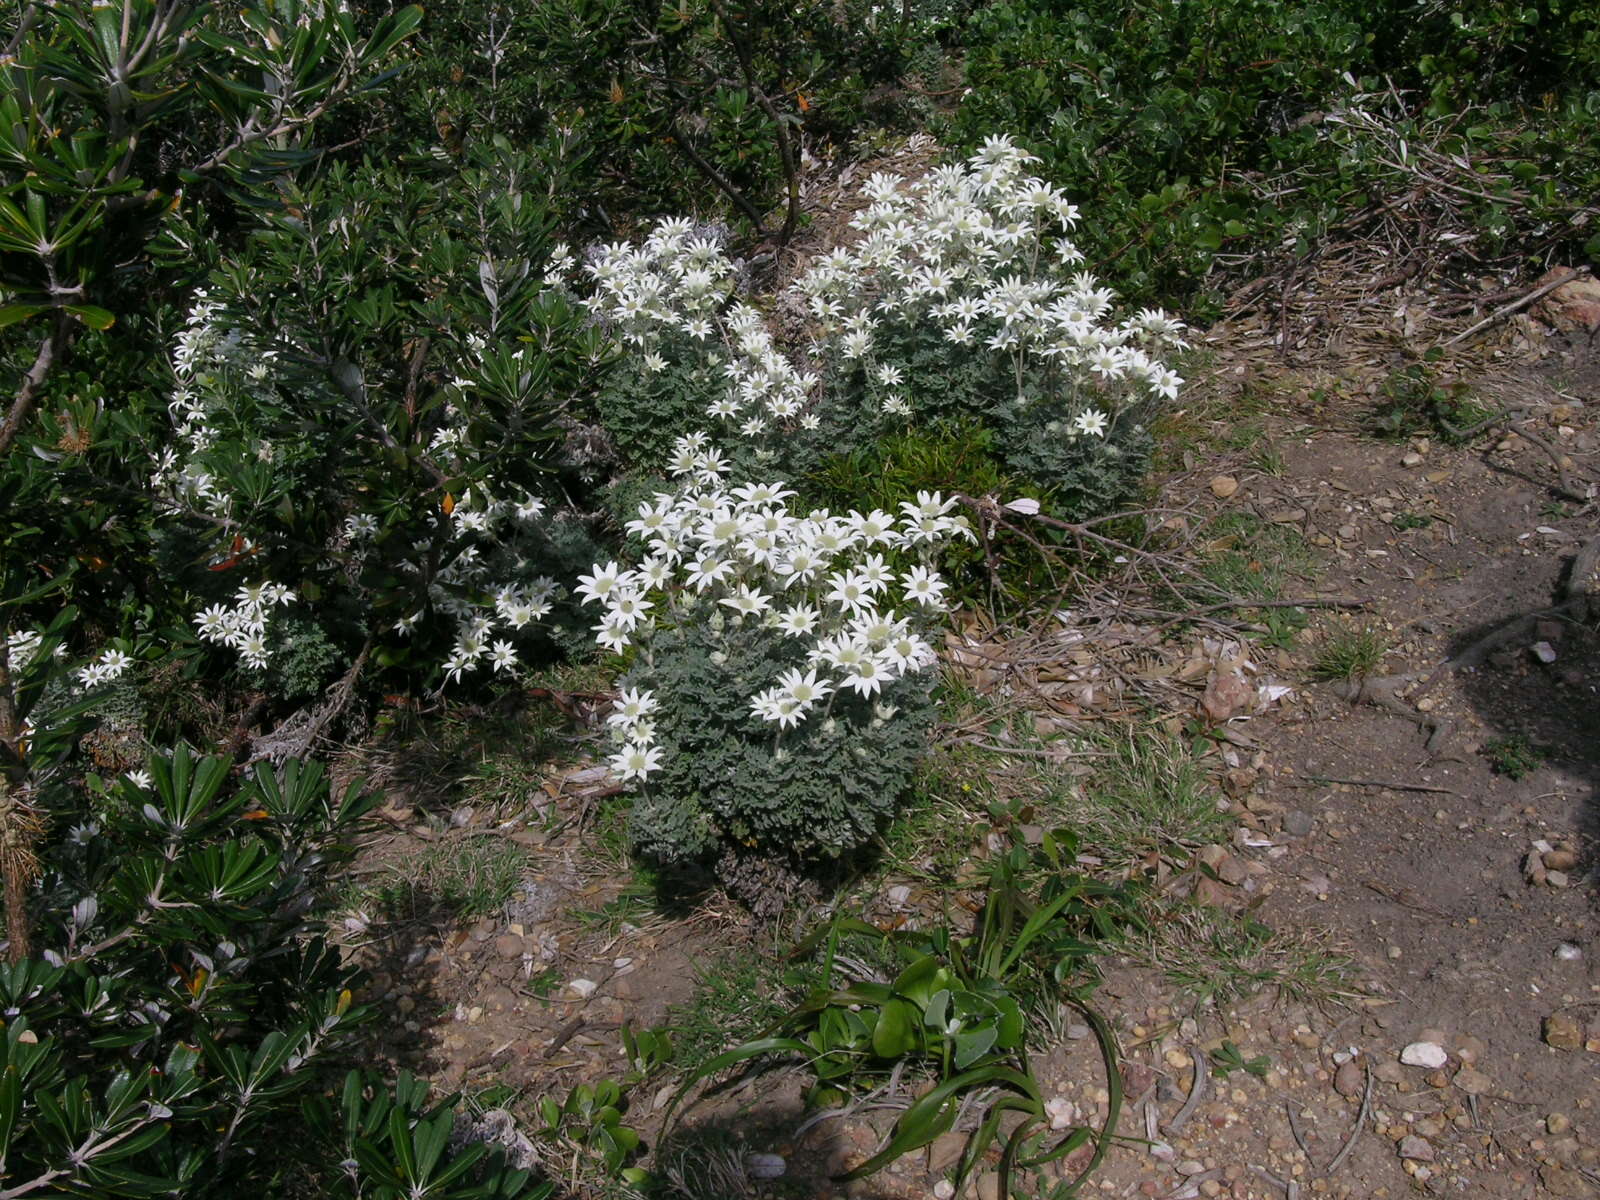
[6,629,130,690]
[391,486,560,686]
[585,220,820,438]
[193,582,297,670]
[605,686,662,781]
[157,296,562,686]
[74,647,134,690]
[579,432,972,781]
[5,629,56,673]
[795,135,1187,421]
[585,138,1186,443]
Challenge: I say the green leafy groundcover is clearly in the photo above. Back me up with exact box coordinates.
[946,0,1600,309]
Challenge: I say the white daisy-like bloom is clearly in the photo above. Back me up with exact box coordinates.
[610,741,664,782]
[851,510,901,546]
[777,548,824,586]
[824,571,874,614]
[607,590,653,631]
[841,654,890,698]
[901,565,949,608]
[575,561,630,606]
[608,686,658,729]
[851,610,901,645]
[594,614,632,654]
[856,553,895,595]
[718,586,771,617]
[883,630,934,671]
[684,553,733,592]
[777,667,832,707]
[1074,408,1109,437]
[776,603,821,636]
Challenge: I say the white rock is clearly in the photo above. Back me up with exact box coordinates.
[933,1183,956,1200]
[567,978,598,999]
[1531,641,1558,663]
[1400,1041,1449,1069]
[1045,1097,1079,1130]
[744,1153,785,1180]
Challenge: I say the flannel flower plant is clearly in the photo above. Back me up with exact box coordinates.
[585,137,1187,492]
[570,136,1188,867]
[578,431,972,866]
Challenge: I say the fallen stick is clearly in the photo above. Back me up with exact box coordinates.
[1306,775,1458,795]
[1286,1100,1317,1167]
[1324,1063,1373,1174]
[1250,1165,1300,1199]
[1164,1046,1208,1136]
[1503,421,1595,504]
[1444,267,1588,346]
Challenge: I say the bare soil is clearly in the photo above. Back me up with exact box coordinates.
[332,301,1599,1200]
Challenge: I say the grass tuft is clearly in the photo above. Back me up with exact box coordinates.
[1039,732,1231,866]
[1309,624,1390,682]
[1135,906,1357,1009]
[354,838,529,923]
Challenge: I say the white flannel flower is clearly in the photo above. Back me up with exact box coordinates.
[777,603,821,636]
[718,586,772,617]
[608,687,658,730]
[576,561,631,606]
[901,566,949,608]
[824,571,874,614]
[610,741,664,782]
[777,667,832,707]
[1074,408,1109,437]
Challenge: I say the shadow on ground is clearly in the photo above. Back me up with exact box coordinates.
[1448,542,1600,899]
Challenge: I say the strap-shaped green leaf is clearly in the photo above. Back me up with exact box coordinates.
[840,1063,1039,1180]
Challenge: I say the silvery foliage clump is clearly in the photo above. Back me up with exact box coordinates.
[153,290,560,685]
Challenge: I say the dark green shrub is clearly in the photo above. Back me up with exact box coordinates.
[944,0,1600,307]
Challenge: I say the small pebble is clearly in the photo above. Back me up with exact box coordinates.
[1453,1066,1492,1096]
[1334,1060,1364,1098]
[1400,1042,1449,1069]
[1544,1012,1583,1051]
[1398,1135,1435,1162]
